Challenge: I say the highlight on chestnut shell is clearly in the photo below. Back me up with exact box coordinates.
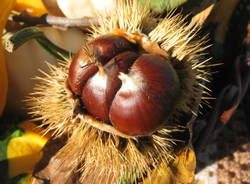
[68,34,180,136]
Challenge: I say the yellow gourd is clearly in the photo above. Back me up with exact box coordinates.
[0,0,16,115]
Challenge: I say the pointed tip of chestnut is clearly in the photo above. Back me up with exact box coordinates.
[118,72,133,88]
[118,72,128,81]
[97,64,106,77]
[118,72,144,93]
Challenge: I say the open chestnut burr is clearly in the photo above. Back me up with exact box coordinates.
[29,1,211,183]
[68,33,180,136]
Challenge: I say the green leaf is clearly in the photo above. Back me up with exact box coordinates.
[0,129,24,184]
[9,173,28,184]
[118,168,140,184]
[140,0,218,15]
[149,0,187,13]
[0,129,24,161]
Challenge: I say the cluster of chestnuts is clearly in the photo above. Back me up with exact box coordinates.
[28,0,211,182]
[68,34,180,136]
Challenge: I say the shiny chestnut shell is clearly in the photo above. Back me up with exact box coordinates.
[68,34,180,136]
[68,35,134,95]
[109,54,179,135]
[81,51,139,122]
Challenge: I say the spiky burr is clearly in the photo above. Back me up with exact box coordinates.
[28,1,211,183]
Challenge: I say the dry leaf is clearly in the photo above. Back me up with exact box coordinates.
[144,147,196,184]
[207,0,240,43]
[7,121,50,178]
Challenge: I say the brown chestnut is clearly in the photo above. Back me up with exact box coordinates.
[109,54,180,135]
[81,51,138,122]
[68,35,134,95]
[88,34,135,63]
[68,34,180,136]
[68,46,98,95]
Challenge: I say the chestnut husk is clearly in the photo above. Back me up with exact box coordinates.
[28,0,211,183]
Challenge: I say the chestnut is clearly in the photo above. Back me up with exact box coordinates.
[68,34,180,136]
[88,34,135,63]
[68,35,134,95]
[81,51,138,122]
[109,54,180,135]
[68,46,98,95]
